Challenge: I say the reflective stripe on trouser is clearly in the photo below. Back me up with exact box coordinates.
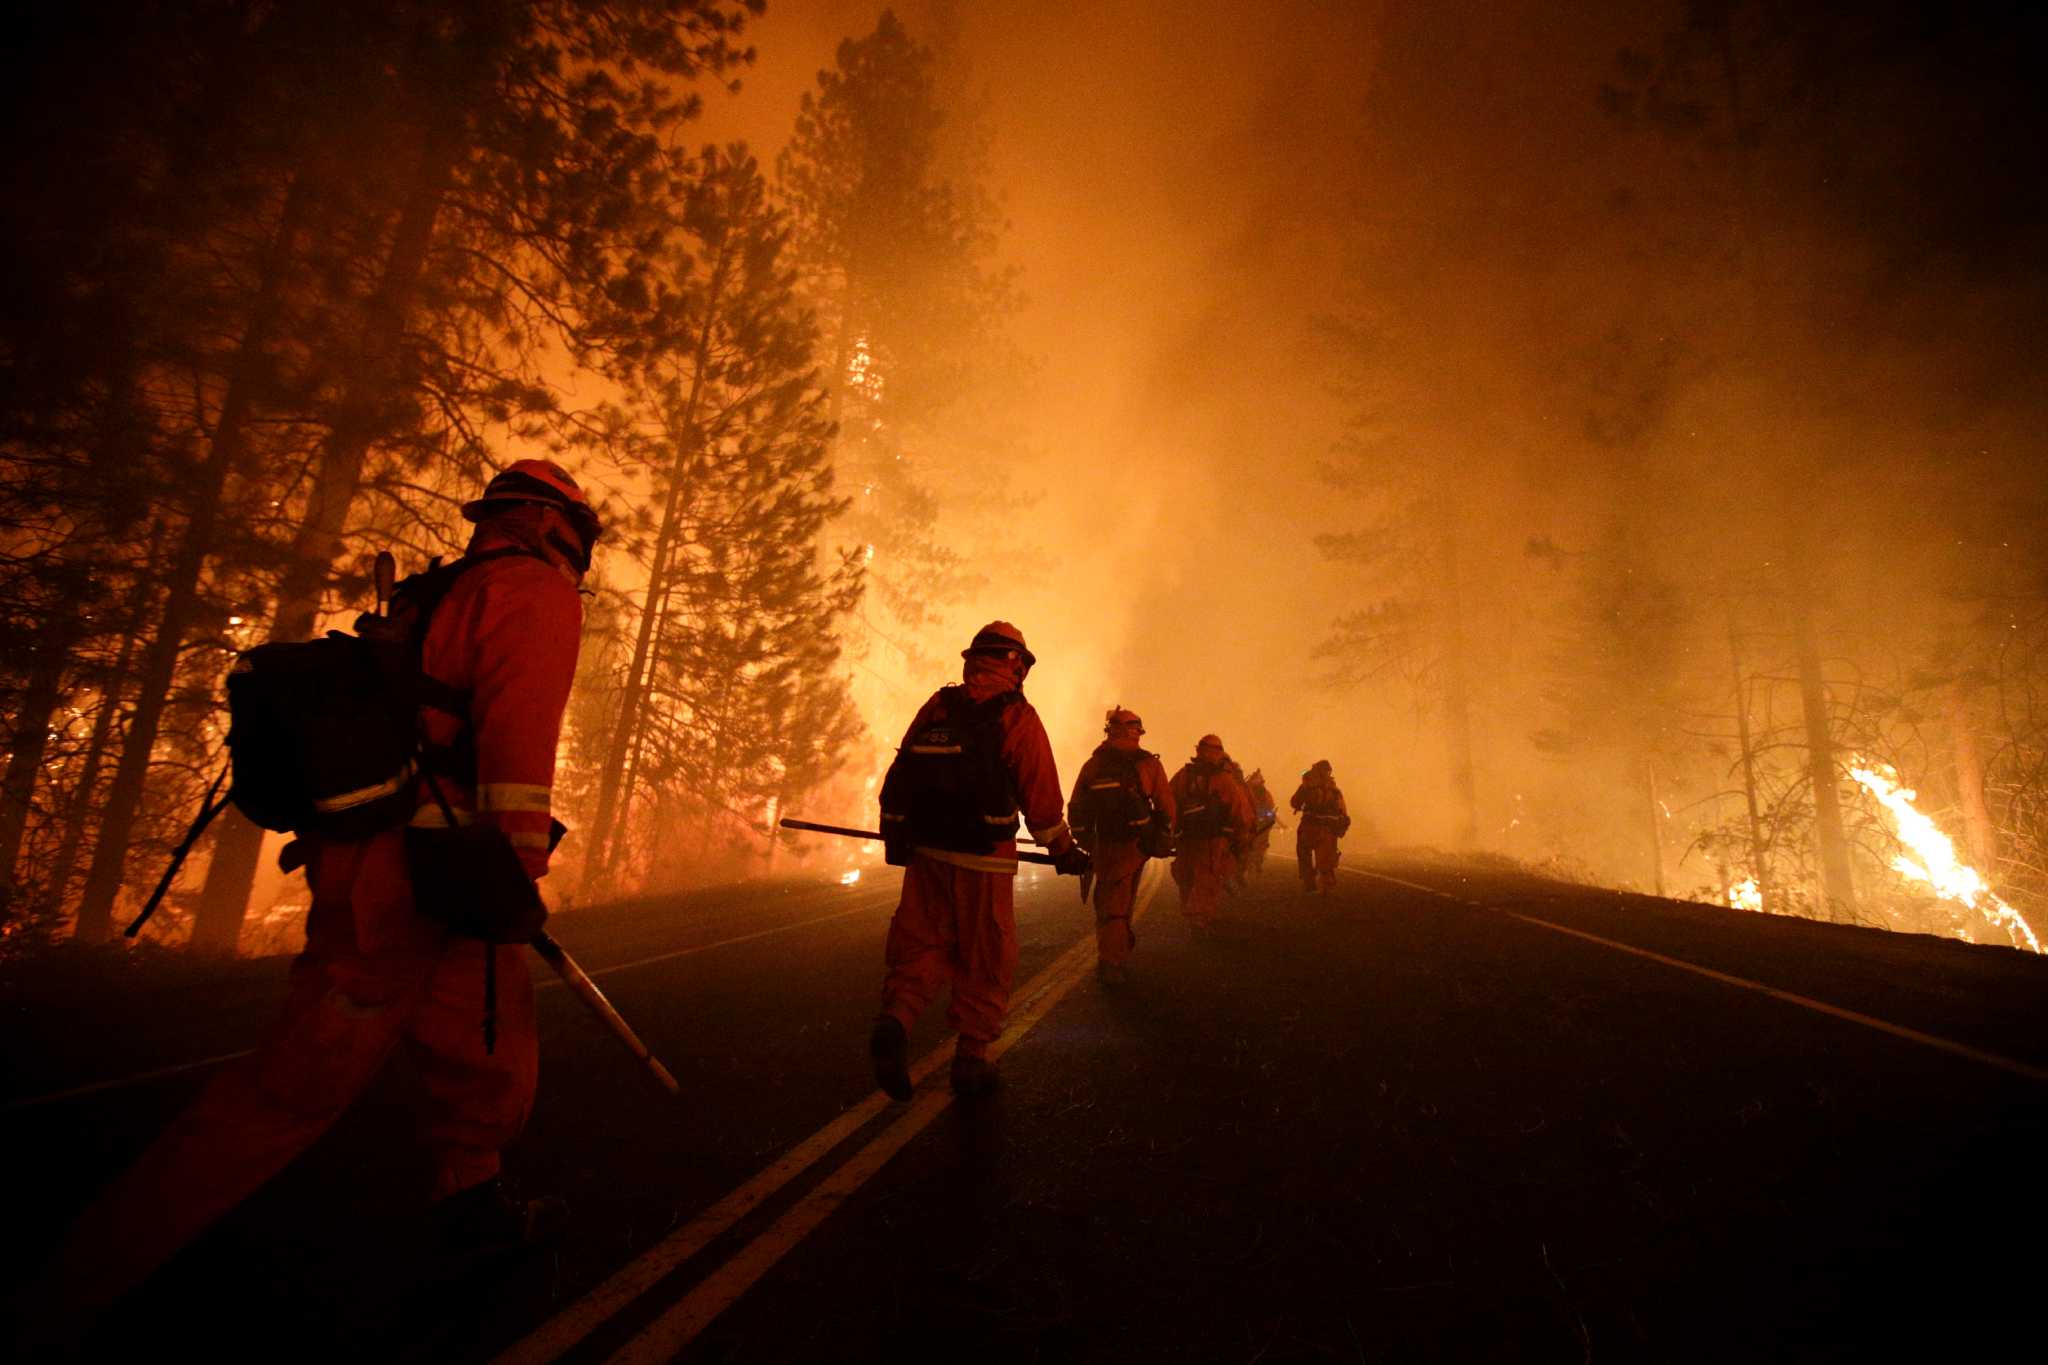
[881,855,1017,1058]
[1089,839,1147,966]
[44,832,537,1315]
[1298,823,1340,890]
[1172,836,1236,925]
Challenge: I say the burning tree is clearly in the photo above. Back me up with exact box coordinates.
[775,9,1025,740]
[0,1,768,950]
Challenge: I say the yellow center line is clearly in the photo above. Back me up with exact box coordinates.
[498,865,1160,1365]
[604,867,1159,1364]
[1343,865,2048,1085]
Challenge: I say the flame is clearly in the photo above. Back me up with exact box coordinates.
[1846,759,2042,954]
[1727,878,1763,913]
[839,869,862,886]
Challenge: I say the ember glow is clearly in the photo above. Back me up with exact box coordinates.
[840,869,862,887]
[1847,761,2043,954]
[1727,878,1763,913]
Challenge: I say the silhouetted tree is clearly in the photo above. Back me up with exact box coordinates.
[581,146,862,892]
[775,9,1020,687]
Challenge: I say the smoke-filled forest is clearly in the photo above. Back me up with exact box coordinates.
[3,0,2045,959]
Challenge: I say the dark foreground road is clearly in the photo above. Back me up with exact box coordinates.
[7,854,2046,1363]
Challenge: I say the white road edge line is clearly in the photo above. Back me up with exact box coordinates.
[1342,865,2048,1085]
[5,894,894,1116]
[498,864,1162,1365]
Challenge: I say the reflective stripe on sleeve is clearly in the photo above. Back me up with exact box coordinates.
[1028,819,1070,844]
[478,782,553,814]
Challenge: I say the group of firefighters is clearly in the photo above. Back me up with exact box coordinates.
[869,620,1355,1100]
[14,462,1360,1342]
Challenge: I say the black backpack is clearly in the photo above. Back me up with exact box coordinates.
[877,685,1021,859]
[1177,765,1236,841]
[223,549,535,839]
[1073,745,1161,849]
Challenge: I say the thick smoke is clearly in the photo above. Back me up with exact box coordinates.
[709,1,2047,892]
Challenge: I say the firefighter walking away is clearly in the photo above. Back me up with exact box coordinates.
[871,622,1090,1100]
[1068,706,1174,985]
[1170,734,1256,932]
[21,460,600,1336]
[1292,759,1352,894]
[1240,768,1280,883]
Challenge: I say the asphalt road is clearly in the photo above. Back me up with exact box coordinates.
[7,853,2046,1363]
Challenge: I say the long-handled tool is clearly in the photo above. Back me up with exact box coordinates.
[125,764,235,938]
[531,931,680,1095]
[377,552,681,1095]
[778,817,1057,866]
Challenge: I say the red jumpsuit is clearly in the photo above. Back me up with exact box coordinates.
[1169,762,1256,927]
[1069,741,1174,968]
[1292,777,1350,892]
[880,657,1074,1060]
[46,526,582,1314]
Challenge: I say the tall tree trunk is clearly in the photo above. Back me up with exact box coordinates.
[1789,576,1856,922]
[189,77,473,956]
[44,702,122,926]
[73,177,312,943]
[1946,679,1997,873]
[1642,756,1666,897]
[40,533,159,924]
[1727,608,1772,912]
[4,320,161,898]
[585,230,735,887]
[609,574,678,876]
[0,603,85,894]
[1435,511,1479,847]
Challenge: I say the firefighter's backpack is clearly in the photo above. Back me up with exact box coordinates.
[877,686,1021,859]
[1177,766,1234,841]
[1073,747,1160,848]
[223,549,536,839]
[1301,782,1352,838]
[1250,784,1279,834]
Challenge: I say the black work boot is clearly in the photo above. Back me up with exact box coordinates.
[949,1052,999,1099]
[432,1179,567,1265]
[869,1016,913,1101]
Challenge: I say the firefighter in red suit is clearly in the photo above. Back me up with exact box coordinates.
[1170,734,1256,930]
[1068,707,1174,984]
[870,622,1089,1100]
[33,460,599,1324]
[1292,759,1352,893]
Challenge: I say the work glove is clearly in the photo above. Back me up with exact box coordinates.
[1052,845,1093,878]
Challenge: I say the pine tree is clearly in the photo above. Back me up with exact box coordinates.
[775,10,1018,689]
[582,145,861,891]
